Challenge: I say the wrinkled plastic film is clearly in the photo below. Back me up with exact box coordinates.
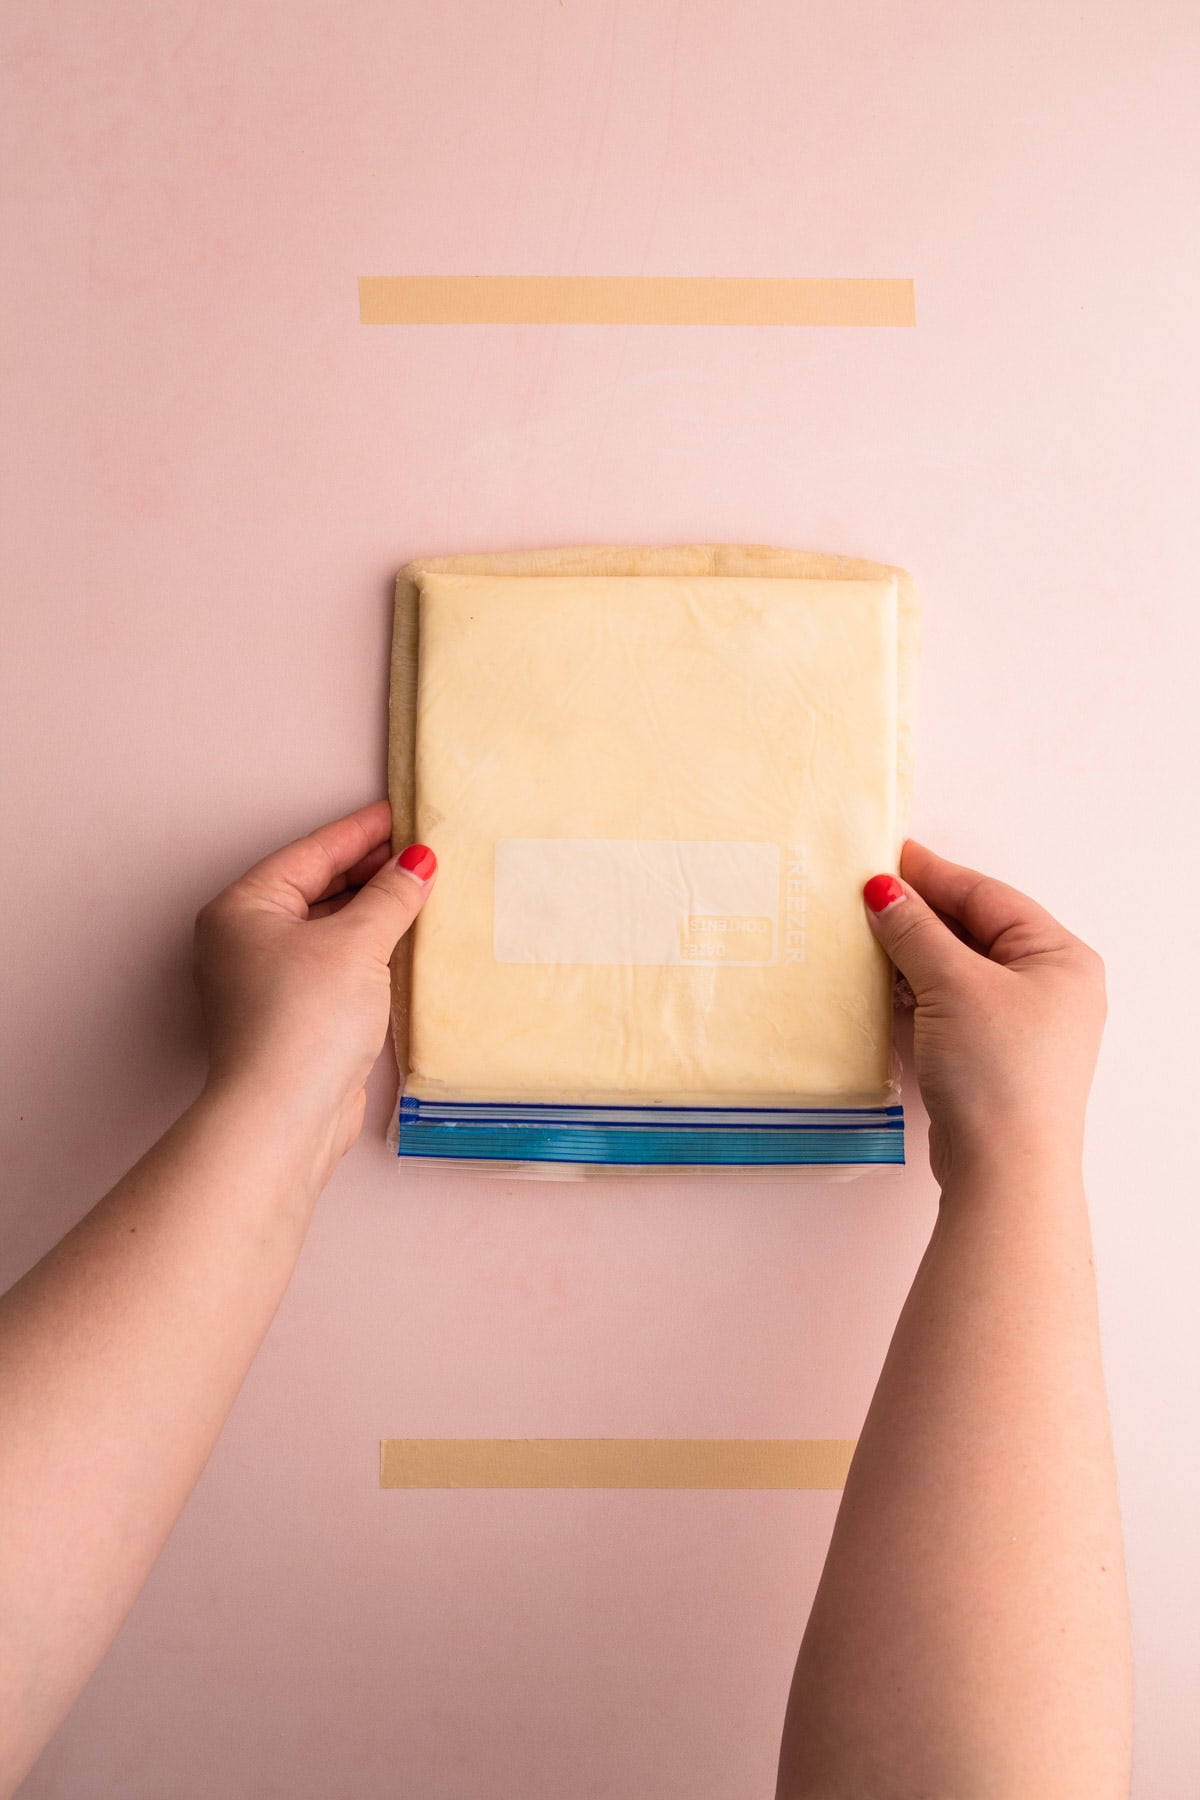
[387,548,919,1175]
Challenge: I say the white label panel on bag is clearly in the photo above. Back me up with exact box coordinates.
[493,837,780,967]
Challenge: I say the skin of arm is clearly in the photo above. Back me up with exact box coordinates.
[775,840,1133,1800]
[0,808,1132,1799]
[0,801,434,1798]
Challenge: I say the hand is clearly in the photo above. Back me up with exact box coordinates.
[192,801,436,1168]
[863,840,1107,1185]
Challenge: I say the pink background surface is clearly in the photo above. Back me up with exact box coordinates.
[2,2,1197,1794]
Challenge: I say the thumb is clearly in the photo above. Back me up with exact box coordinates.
[341,841,437,952]
[862,872,972,1001]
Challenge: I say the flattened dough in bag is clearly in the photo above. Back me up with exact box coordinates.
[388,546,919,1108]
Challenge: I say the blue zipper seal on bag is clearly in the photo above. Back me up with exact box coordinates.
[396,1097,904,1166]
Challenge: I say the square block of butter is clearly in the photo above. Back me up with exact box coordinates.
[388,546,919,1108]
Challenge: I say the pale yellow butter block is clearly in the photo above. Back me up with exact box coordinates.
[389,554,917,1108]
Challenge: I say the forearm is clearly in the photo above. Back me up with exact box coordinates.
[0,1079,332,1796]
[777,1140,1132,1799]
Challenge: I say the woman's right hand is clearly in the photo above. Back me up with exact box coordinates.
[862,841,1107,1186]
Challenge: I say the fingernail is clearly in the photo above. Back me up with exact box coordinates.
[864,874,906,915]
[397,843,437,883]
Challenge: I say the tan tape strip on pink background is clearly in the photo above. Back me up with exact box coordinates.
[379,1439,856,1489]
[359,276,915,327]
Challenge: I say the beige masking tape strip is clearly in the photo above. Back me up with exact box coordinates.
[359,276,915,327]
[379,1438,856,1489]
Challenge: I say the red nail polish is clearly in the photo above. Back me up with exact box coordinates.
[397,843,437,882]
[864,874,905,914]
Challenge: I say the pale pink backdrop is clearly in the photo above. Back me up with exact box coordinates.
[2,3,1197,1795]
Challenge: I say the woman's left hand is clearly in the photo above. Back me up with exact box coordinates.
[193,800,436,1163]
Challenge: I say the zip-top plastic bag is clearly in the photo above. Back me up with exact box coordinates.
[386,544,920,1177]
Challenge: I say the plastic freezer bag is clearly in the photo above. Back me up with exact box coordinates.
[385,544,920,1175]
